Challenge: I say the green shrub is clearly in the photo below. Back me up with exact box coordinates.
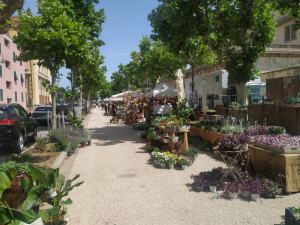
[181,148,198,158]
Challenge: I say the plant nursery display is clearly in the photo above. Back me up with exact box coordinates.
[255,134,300,150]
[190,167,287,200]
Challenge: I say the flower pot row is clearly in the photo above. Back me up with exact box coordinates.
[153,160,189,170]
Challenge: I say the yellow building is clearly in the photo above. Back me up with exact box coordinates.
[8,16,52,107]
[161,11,300,87]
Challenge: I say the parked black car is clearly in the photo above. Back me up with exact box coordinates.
[0,103,37,153]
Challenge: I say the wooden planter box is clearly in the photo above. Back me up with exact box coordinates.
[254,142,300,154]
[165,126,190,133]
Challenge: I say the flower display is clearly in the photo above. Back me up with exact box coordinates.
[217,134,243,151]
[255,135,300,149]
[244,125,269,136]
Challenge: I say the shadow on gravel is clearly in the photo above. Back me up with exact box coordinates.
[89,125,146,147]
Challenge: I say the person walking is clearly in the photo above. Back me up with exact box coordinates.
[102,102,104,111]
[112,102,118,124]
[138,103,143,121]
[104,102,107,114]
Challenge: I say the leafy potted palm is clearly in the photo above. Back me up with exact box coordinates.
[178,156,191,170]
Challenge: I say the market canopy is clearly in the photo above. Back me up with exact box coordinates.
[109,98,123,102]
[145,82,177,98]
[111,91,134,98]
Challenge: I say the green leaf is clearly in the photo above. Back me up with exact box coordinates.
[0,171,12,194]
[28,164,48,187]
[21,186,41,211]
[38,209,51,222]
[0,206,37,223]
[47,206,59,217]
[61,198,72,206]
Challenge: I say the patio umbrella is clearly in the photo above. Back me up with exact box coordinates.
[202,80,207,112]
[176,69,185,103]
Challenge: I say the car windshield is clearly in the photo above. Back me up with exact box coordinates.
[35,107,52,111]
[0,109,9,120]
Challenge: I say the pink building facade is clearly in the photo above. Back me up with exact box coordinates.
[0,34,26,109]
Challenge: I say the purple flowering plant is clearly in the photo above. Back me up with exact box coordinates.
[249,180,265,195]
[218,134,243,151]
[256,134,300,149]
[224,181,240,193]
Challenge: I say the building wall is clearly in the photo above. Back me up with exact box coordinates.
[8,17,52,106]
[272,11,300,45]
[0,34,26,108]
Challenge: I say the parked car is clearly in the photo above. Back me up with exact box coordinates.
[0,103,37,153]
[31,106,52,124]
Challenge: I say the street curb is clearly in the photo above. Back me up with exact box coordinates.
[51,151,67,169]
[83,111,92,128]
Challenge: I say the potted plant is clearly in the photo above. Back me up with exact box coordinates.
[178,156,191,170]
[231,102,239,108]
[250,180,265,201]
[252,98,260,104]
[66,148,73,157]
[206,109,216,115]
[265,97,273,104]
[275,174,286,195]
[69,137,79,154]
[157,153,168,168]
[166,153,177,169]
[208,181,219,193]
[240,181,251,198]
[224,181,240,199]
[80,135,88,147]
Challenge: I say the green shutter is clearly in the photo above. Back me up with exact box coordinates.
[20,61,22,66]
[21,74,24,83]
[15,91,17,102]
[13,51,15,62]
[0,89,3,101]
[21,92,23,102]
[0,65,2,77]
[14,71,18,81]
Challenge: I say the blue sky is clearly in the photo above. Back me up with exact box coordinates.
[20,0,160,88]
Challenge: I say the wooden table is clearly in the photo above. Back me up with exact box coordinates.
[160,126,190,150]
[216,149,249,182]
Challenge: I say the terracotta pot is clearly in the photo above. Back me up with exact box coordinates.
[159,123,163,126]
[81,143,86,148]
[164,123,168,126]
[197,111,201,114]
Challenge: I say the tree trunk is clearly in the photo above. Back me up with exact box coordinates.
[69,68,77,115]
[51,73,57,130]
[191,65,195,108]
[235,82,247,105]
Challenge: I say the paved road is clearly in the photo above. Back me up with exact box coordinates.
[0,124,49,163]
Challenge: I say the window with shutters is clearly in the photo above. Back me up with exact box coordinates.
[15,91,17,102]
[285,24,298,42]
[0,65,2,77]
[13,51,15,62]
[5,61,10,69]
[14,71,18,81]
[21,92,24,102]
[6,81,11,89]
[4,39,9,48]
[0,89,3,101]
[20,61,22,66]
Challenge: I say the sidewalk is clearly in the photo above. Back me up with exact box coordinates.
[67,108,298,225]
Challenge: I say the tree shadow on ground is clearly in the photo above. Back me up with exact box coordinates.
[88,124,147,147]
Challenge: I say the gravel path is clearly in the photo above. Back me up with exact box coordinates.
[67,108,298,225]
